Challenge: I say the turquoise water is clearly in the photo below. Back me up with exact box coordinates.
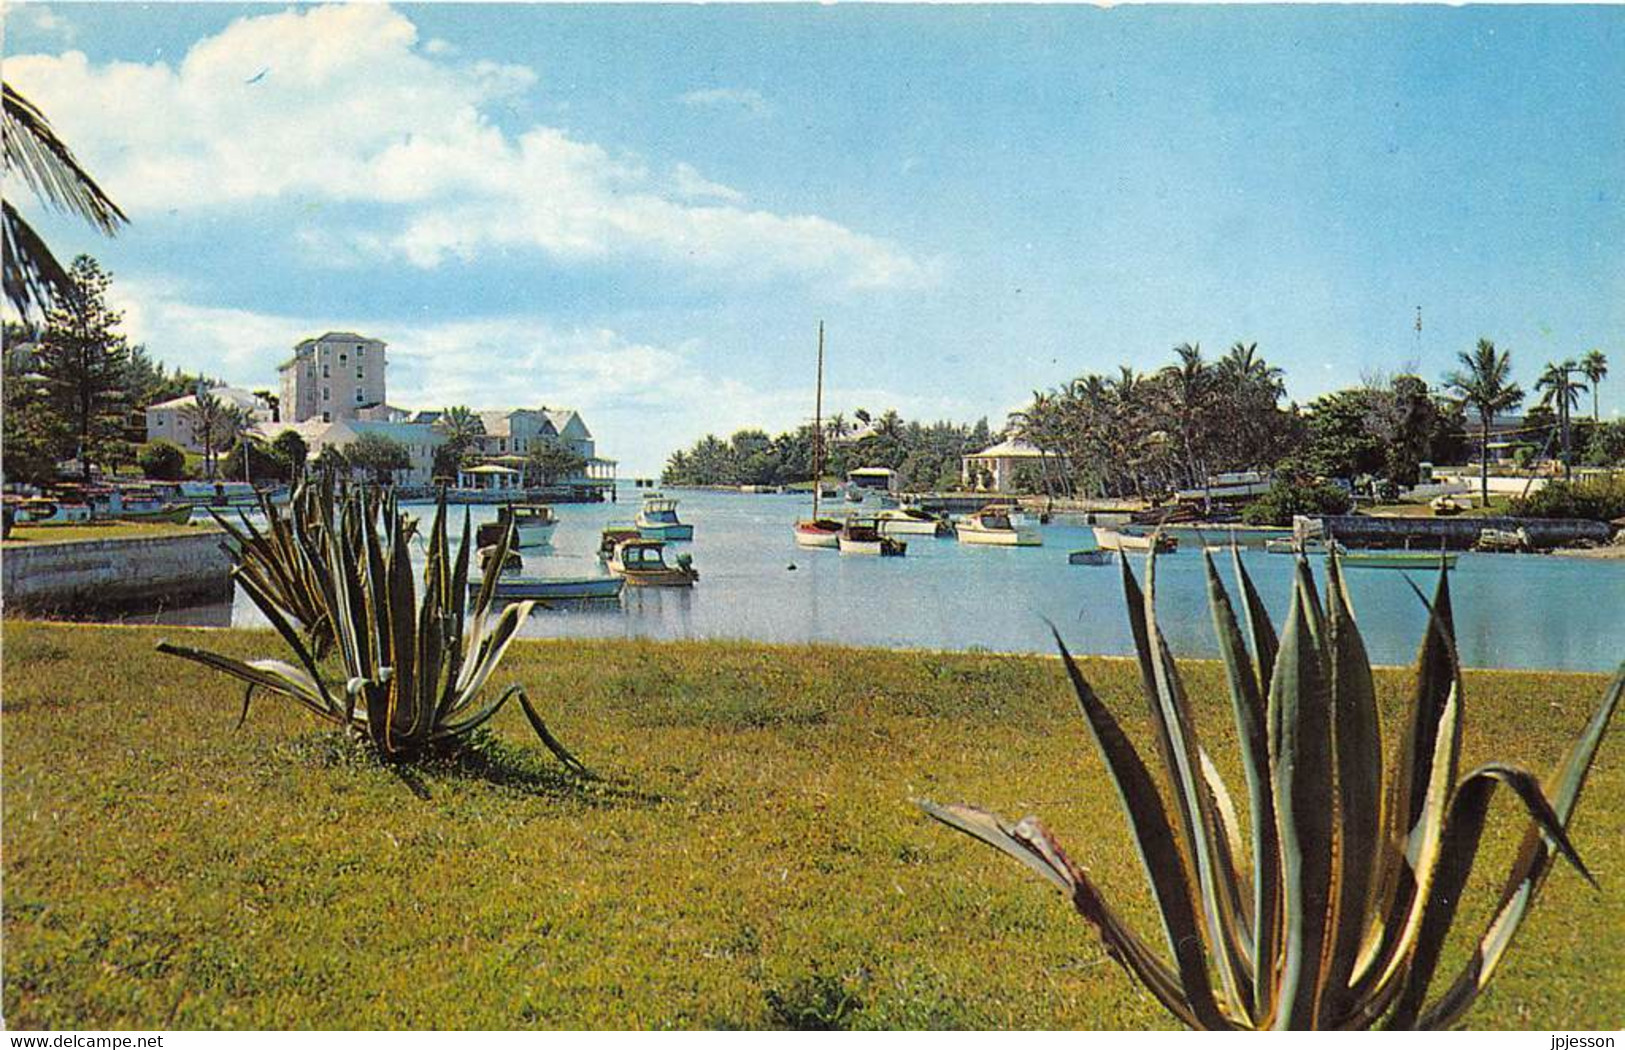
[225,486,1623,672]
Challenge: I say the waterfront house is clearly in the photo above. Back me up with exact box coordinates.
[251,418,445,486]
[961,438,1066,494]
[146,386,275,452]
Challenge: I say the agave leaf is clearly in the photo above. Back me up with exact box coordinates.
[1386,763,1594,1030]
[1321,553,1384,1025]
[156,643,336,721]
[919,801,1206,1029]
[231,565,338,714]
[1052,629,1231,1029]
[1204,549,1279,1013]
[387,518,419,739]
[452,599,535,710]
[513,685,591,776]
[1232,546,1279,691]
[1355,567,1461,1000]
[1418,663,1625,1029]
[1269,574,1336,1030]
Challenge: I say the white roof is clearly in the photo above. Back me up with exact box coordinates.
[464,464,519,475]
[150,386,267,413]
[966,438,1053,459]
[848,467,895,477]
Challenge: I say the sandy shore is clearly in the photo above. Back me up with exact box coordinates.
[1553,544,1625,559]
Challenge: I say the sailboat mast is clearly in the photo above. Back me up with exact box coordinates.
[813,321,825,520]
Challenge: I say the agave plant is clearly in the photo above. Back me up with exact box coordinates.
[922,550,1621,1029]
[207,478,343,655]
[160,488,584,770]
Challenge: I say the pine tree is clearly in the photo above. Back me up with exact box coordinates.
[34,256,130,481]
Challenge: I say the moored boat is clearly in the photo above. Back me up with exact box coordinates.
[1265,537,1344,555]
[636,494,694,540]
[1431,495,1469,516]
[477,544,524,575]
[499,503,558,547]
[793,322,842,550]
[480,575,626,602]
[838,516,906,556]
[12,497,92,525]
[876,507,951,537]
[1342,550,1458,570]
[794,519,843,549]
[957,507,1042,547]
[598,522,644,560]
[607,538,699,587]
[1093,527,1176,553]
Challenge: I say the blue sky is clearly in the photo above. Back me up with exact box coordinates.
[6,3,1622,474]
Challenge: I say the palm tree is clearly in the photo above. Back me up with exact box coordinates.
[1444,339,1524,507]
[1159,342,1212,492]
[182,388,249,480]
[435,405,485,457]
[1580,349,1609,423]
[3,84,128,318]
[1536,360,1588,481]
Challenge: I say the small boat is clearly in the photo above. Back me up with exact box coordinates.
[477,545,523,575]
[1068,549,1112,566]
[1475,527,1530,553]
[1092,526,1175,553]
[838,516,906,556]
[636,494,694,540]
[94,486,193,524]
[498,503,557,548]
[13,497,93,525]
[794,519,843,549]
[876,507,951,537]
[607,538,699,587]
[177,480,260,508]
[1342,551,1458,570]
[844,485,865,504]
[957,507,1042,547]
[1265,537,1345,555]
[598,522,644,561]
[1431,495,1468,517]
[479,575,626,601]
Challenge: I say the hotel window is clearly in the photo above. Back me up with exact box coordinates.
[355,391,364,402]
[323,364,330,378]
[356,368,363,379]
[322,411,331,423]
[356,345,364,353]
[323,387,330,401]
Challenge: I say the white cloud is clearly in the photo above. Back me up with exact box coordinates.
[677,87,773,118]
[103,281,974,474]
[6,5,931,291]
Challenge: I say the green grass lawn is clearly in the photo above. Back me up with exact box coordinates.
[3,520,217,546]
[3,622,1621,1029]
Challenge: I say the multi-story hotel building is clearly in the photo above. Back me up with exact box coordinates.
[278,332,387,424]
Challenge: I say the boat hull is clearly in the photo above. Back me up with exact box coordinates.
[638,522,694,541]
[958,526,1041,546]
[512,521,557,548]
[483,576,625,601]
[118,504,194,525]
[875,515,947,536]
[793,522,841,549]
[1343,553,1458,570]
[1093,527,1176,553]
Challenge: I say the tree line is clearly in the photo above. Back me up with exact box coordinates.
[662,410,994,491]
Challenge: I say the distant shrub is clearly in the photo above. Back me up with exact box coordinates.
[138,440,186,480]
[1508,476,1625,522]
[1241,479,1352,526]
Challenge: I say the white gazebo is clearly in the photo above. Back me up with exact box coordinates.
[457,463,522,491]
[961,438,1064,494]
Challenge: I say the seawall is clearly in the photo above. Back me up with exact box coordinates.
[2,532,233,616]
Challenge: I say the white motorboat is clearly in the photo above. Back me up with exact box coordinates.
[956,507,1042,547]
[838,516,906,556]
[876,507,951,537]
[1093,527,1177,553]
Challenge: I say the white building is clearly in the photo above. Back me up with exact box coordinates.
[146,386,274,452]
[278,332,387,424]
[961,438,1065,493]
[251,418,445,487]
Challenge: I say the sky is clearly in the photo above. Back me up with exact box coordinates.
[5,2,1622,475]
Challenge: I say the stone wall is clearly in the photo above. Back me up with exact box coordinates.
[1300,514,1613,551]
[2,532,232,615]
